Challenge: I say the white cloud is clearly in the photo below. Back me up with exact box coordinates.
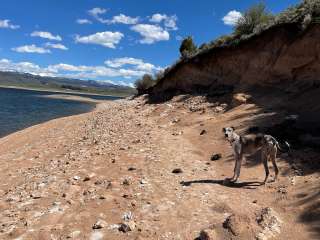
[12,44,51,54]
[75,31,124,48]
[0,57,162,86]
[0,19,20,29]
[105,57,162,73]
[150,14,178,30]
[31,31,62,41]
[150,13,167,23]
[88,7,109,23]
[45,42,68,50]
[108,14,139,25]
[175,35,183,41]
[130,24,169,44]
[0,59,54,76]
[88,7,107,17]
[76,19,92,24]
[105,57,144,68]
[222,10,242,26]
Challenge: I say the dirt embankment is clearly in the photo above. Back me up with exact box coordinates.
[152,24,320,122]
[0,96,319,239]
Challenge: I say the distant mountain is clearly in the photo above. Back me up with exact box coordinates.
[0,71,136,96]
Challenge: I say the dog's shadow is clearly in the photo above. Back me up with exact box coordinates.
[180,179,263,189]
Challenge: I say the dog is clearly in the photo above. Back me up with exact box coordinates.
[222,127,289,184]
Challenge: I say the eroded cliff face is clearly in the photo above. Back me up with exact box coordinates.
[152,23,320,96]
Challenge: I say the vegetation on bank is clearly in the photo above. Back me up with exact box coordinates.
[133,0,320,95]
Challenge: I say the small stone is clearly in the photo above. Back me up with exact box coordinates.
[122,211,133,221]
[118,221,135,233]
[30,192,41,199]
[67,230,81,238]
[83,176,91,182]
[172,168,183,174]
[128,167,136,171]
[200,130,207,135]
[73,176,81,180]
[140,179,147,184]
[199,227,216,240]
[92,220,108,229]
[122,179,130,185]
[211,153,222,161]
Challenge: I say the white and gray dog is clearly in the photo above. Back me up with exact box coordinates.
[222,127,289,184]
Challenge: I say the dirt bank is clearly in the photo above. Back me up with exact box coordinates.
[0,97,319,239]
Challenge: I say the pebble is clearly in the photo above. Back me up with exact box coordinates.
[172,168,183,174]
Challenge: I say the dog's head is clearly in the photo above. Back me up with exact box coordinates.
[222,127,235,141]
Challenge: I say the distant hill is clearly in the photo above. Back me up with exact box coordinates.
[0,71,136,96]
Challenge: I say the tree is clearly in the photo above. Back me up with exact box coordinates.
[179,36,197,58]
[234,3,274,36]
[134,74,155,95]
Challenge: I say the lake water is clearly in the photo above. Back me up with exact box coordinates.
[0,87,121,138]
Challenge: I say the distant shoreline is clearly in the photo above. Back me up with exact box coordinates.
[0,85,130,98]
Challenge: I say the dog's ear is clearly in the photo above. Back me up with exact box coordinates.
[231,126,235,131]
[222,127,226,132]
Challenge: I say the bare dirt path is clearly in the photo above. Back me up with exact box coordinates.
[0,97,319,239]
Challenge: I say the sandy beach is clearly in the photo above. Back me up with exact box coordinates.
[0,96,319,239]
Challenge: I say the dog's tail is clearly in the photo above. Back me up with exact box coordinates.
[274,138,291,154]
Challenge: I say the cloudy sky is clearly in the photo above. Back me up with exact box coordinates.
[0,0,298,87]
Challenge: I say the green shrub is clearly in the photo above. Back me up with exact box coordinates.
[179,36,197,58]
[234,3,274,36]
[134,74,155,95]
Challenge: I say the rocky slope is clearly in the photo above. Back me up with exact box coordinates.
[0,97,319,239]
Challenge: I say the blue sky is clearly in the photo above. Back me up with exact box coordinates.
[0,0,299,87]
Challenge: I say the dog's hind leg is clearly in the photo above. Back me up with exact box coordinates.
[261,149,269,184]
[270,147,279,182]
[231,154,243,182]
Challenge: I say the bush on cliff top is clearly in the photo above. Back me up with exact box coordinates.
[234,3,274,36]
[134,74,156,95]
[179,36,198,59]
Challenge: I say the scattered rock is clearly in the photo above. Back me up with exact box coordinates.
[118,223,131,233]
[172,168,183,174]
[171,118,180,124]
[128,167,136,171]
[92,219,108,229]
[67,230,81,238]
[256,207,282,240]
[83,176,91,182]
[140,179,148,185]
[198,227,216,240]
[73,176,81,181]
[223,214,252,236]
[30,192,42,199]
[200,130,207,135]
[122,179,131,185]
[122,211,133,221]
[232,93,252,106]
[211,153,222,161]
[118,221,135,233]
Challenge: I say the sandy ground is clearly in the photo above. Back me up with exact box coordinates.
[0,96,319,240]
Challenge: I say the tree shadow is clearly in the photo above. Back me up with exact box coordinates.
[180,179,263,189]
